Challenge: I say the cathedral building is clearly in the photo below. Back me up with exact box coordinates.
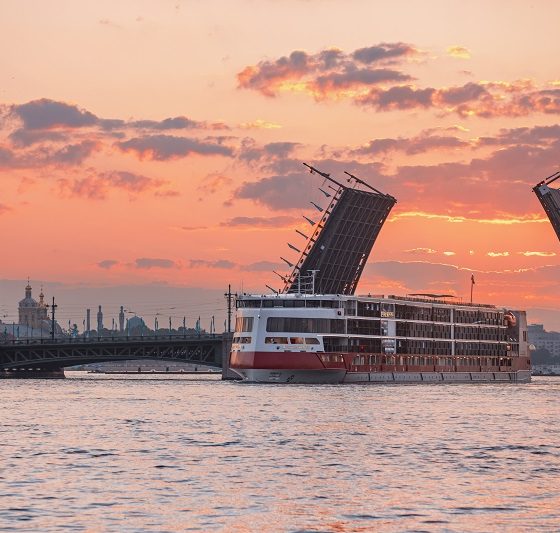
[18,281,49,329]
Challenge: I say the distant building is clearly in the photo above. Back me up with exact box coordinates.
[119,306,125,333]
[528,324,560,357]
[97,305,103,331]
[18,281,48,329]
[126,315,147,336]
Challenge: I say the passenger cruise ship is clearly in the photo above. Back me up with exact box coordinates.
[229,163,530,384]
[229,293,531,384]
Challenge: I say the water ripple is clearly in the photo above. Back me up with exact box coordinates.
[0,373,559,531]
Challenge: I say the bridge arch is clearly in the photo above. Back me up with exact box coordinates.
[0,335,230,377]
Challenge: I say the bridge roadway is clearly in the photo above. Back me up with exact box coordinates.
[0,333,234,379]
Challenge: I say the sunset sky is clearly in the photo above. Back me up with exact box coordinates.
[1,0,559,329]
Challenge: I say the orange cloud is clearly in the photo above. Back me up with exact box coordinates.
[357,81,560,117]
[519,251,557,257]
[115,135,233,161]
[391,211,548,225]
[239,119,282,130]
[57,171,166,200]
[447,45,471,59]
[237,43,419,99]
[239,46,560,117]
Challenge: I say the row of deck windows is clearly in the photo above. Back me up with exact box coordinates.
[324,336,513,357]
[266,317,513,341]
[238,300,505,326]
[351,355,513,367]
[396,322,451,339]
[237,299,340,309]
[355,303,503,324]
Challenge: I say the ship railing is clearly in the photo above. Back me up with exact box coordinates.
[387,294,497,308]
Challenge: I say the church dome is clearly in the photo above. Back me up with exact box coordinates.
[128,316,145,329]
[19,280,38,307]
[19,297,38,307]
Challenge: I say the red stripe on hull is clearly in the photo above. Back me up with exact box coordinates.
[230,351,531,373]
[230,351,327,370]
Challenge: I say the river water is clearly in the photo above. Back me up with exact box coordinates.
[1,373,559,532]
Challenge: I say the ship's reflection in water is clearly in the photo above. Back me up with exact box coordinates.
[1,373,559,531]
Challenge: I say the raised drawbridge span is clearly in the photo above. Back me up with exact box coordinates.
[534,171,560,243]
[279,163,396,295]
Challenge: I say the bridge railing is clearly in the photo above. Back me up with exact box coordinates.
[0,333,225,346]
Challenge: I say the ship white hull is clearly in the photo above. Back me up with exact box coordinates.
[232,368,347,384]
[343,370,531,384]
[231,368,531,384]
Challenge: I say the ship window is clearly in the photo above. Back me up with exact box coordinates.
[290,337,305,345]
[235,317,254,333]
[321,300,341,308]
[305,338,320,345]
[265,337,289,344]
[236,300,261,308]
[266,317,344,334]
[282,300,305,308]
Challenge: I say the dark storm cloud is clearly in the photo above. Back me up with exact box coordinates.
[116,135,234,160]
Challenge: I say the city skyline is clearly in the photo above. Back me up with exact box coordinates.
[1,1,559,328]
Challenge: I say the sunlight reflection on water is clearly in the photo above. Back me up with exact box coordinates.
[1,373,559,532]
